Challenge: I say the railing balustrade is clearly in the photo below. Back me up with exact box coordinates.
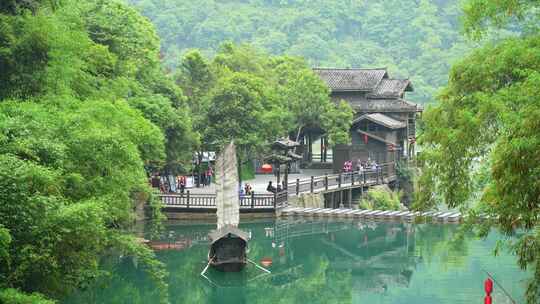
[159,163,396,210]
[159,190,280,209]
[287,162,396,195]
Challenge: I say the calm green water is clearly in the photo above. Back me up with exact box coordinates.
[65,219,527,304]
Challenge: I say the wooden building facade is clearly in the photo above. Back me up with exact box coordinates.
[313,68,422,171]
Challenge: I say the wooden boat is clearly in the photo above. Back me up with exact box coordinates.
[148,239,192,251]
[208,225,249,272]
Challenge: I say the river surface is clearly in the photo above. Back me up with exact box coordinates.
[64,218,527,304]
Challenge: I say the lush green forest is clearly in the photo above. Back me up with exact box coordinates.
[127,0,494,104]
[1,0,540,303]
[416,1,540,302]
[0,1,350,303]
[0,0,190,302]
[175,44,353,180]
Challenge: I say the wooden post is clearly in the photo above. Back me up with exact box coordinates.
[310,176,314,193]
[273,191,277,208]
[349,188,352,208]
[284,163,289,190]
[338,173,342,188]
[323,137,327,162]
[339,190,343,208]
[296,178,300,195]
[186,190,190,208]
[363,171,366,184]
[325,174,328,191]
[319,136,324,163]
[308,134,312,162]
[251,191,255,209]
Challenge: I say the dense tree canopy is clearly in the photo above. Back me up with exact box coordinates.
[0,0,192,302]
[177,44,353,159]
[0,0,352,302]
[416,1,540,302]
[127,0,491,104]
[174,43,353,183]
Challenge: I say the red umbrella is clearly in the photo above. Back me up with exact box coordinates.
[261,164,273,173]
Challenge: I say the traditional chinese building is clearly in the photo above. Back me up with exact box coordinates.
[313,68,422,171]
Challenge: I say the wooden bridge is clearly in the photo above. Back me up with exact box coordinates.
[158,162,397,212]
[286,162,396,196]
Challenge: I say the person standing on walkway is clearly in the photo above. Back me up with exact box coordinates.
[266,181,276,193]
[201,171,206,187]
[244,183,252,195]
[179,175,186,194]
[206,166,213,186]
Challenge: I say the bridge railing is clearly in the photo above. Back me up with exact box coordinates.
[159,190,287,209]
[288,162,396,195]
[159,162,396,208]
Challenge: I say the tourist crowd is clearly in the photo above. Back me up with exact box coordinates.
[343,159,380,173]
[149,166,213,193]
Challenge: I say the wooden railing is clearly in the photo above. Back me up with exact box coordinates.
[159,190,288,210]
[158,162,395,210]
[287,162,396,195]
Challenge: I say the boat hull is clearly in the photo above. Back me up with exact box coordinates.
[210,260,247,272]
[208,226,249,272]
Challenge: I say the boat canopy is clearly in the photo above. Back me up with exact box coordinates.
[208,225,250,244]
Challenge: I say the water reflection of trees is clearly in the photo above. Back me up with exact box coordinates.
[63,219,472,304]
[413,223,470,269]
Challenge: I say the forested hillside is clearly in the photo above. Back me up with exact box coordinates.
[128,0,481,103]
[0,1,351,302]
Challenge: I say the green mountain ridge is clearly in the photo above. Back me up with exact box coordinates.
[127,0,478,104]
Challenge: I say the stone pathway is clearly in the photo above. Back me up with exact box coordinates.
[186,169,332,195]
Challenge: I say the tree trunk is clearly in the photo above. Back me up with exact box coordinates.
[308,133,313,162]
[197,151,202,188]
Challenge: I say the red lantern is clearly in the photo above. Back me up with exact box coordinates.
[261,164,273,173]
[484,278,493,295]
[484,278,493,304]
[363,134,369,144]
[260,257,273,268]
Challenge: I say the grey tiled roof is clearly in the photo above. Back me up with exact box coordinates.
[353,113,406,129]
[313,68,388,91]
[368,79,413,98]
[272,138,301,149]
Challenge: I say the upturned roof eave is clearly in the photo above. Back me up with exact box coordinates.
[353,114,406,129]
